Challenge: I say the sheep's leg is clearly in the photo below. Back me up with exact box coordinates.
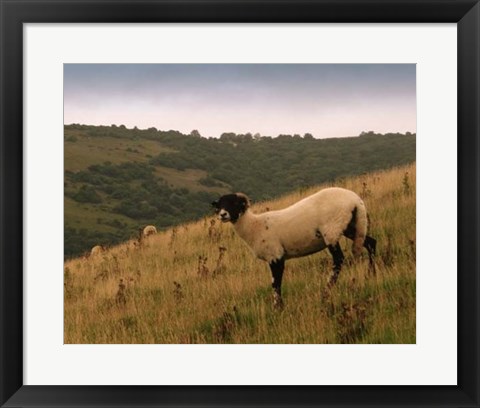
[364,235,377,275]
[328,243,344,286]
[269,258,285,310]
[344,227,377,274]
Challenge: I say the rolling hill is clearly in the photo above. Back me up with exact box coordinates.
[64,124,415,258]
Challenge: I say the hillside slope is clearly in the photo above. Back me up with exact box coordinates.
[64,124,416,258]
[64,163,416,344]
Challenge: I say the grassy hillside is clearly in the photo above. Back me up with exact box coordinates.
[64,163,416,344]
[64,124,416,259]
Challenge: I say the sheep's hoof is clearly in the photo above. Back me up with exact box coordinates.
[273,293,284,310]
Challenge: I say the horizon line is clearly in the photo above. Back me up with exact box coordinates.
[64,122,417,140]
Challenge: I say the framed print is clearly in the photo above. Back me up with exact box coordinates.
[1,0,479,407]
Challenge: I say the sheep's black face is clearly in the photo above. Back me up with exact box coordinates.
[211,193,249,223]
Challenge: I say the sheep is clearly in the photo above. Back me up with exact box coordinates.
[142,225,157,237]
[90,245,105,257]
[211,189,376,308]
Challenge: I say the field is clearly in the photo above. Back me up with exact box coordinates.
[64,163,416,344]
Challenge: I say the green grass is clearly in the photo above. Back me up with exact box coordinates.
[154,167,229,193]
[64,134,174,172]
[64,196,136,234]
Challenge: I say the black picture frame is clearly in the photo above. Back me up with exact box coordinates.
[1,1,479,407]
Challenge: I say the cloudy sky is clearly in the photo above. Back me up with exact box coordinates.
[64,64,416,139]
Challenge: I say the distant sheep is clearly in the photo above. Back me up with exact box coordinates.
[90,245,105,256]
[142,225,157,237]
[212,189,376,308]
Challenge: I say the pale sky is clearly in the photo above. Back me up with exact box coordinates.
[64,64,416,139]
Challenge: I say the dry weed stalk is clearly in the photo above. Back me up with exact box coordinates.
[213,307,238,343]
[409,238,416,260]
[403,172,411,196]
[197,255,209,278]
[382,234,394,267]
[130,229,143,250]
[112,255,121,275]
[336,298,373,343]
[116,279,127,306]
[173,281,183,302]
[212,246,227,277]
[94,255,121,283]
[64,267,72,298]
[169,227,178,249]
[361,181,371,199]
[94,268,109,282]
[208,219,220,242]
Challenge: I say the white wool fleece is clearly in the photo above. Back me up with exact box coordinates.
[233,187,367,263]
[143,225,157,236]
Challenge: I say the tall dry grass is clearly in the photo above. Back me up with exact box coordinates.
[64,163,416,344]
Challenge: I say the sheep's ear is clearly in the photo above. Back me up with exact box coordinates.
[211,200,219,207]
[236,193,250,210]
